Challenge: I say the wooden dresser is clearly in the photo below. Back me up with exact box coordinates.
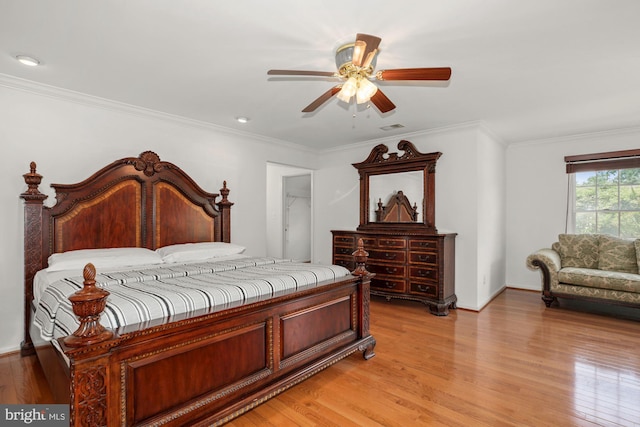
[339,140,457,315]
[332,230,456,315]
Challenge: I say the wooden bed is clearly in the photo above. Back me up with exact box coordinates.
[20,151,376,426]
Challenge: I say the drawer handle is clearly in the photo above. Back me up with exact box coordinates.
[385,267,398,274]
[417,284,433,293]
[417,242,433,248]
[417,255,433,262]
[383,252,397,260]
[383,281,396,289]
[416,269,432,277]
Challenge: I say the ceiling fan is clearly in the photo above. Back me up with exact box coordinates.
[267,33,451,114]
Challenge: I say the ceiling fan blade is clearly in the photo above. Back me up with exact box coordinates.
[369,89,396,113]
[351,33,382,68]
[376,67,452,81]
[302,86,342,113]
[268,69,337,77]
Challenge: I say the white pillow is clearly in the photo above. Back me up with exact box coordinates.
[156,242,246,263]
[47,247,164,272]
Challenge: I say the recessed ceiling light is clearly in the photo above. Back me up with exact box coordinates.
[15,55,40,67]
[235,116,250,124]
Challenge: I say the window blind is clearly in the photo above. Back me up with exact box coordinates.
[565,149,640,173]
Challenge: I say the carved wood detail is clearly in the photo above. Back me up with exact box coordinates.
[63,264,113,347]
[375,191,419,223]
[20,163,48,355]
[351,238,370,277]
[72,365,108,427]
[352,140,441,233]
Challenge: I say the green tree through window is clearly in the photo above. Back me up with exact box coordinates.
[575,168,640,237]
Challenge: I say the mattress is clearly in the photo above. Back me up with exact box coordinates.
[33,256,350,342]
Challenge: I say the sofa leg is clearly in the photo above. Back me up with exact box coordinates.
[542,294,556,307]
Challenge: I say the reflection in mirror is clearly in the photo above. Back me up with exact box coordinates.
[369,171,423,222]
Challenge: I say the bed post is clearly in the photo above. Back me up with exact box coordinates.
[351,238,376,360]
[63,263,114,347]
[60,263,114,426]
[20,162,48,356]
[217,181,233,243]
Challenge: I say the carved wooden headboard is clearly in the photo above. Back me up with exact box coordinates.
[375,191,418,223]
[20,151,232,352]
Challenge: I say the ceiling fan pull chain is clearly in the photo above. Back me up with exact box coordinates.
[352,102,357,128]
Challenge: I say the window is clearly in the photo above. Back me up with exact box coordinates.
[574,168,640,237]
[566,149,640,238]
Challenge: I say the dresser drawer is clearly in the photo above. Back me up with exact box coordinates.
[375,237,406,249]
[368,263,406,277]
[409,251,438,265]
[334,246,355,256]
[360,236,377,248]
[409,282,438,297]
[333,234,356,246]
[409,266,438,281]
[333,257,354,270]
[409,239,439,251]
[372,277,407,292]
[368,249,406,263]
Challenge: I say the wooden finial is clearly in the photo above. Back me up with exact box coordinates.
[21,161,47,200]
[351,238,370,277]
[63,263,113,347]
[220,180,230,201]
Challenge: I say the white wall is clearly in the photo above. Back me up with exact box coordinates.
[476,128,508,307]
[0,79,319,354]
[505,127,640,290]
[316,123,508,311]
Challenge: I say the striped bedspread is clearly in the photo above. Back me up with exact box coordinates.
[34,257,351,341]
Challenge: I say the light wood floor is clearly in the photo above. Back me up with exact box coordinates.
[2,289,640,426]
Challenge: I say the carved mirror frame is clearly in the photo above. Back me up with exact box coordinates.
[353,140,441,233]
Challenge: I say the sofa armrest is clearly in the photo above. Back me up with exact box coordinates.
[527,248,561,306]
[527,248,561,273]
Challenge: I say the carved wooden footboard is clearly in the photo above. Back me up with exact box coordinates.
[61,259,374,426]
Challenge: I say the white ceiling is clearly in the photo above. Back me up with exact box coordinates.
[1,0,639,150]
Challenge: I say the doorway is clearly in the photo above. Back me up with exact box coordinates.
[283,174,311,261]
[266,163,313,262]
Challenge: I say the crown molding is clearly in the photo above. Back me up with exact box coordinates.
[321,120,503,154]
[0,73,318,154]
[508,125,640,148]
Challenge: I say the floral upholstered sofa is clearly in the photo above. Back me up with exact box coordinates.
[527,234,640,308]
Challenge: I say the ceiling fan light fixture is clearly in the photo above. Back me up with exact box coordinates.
[356,78,378,104]
[336,89,350,103]
[336,76,358,103]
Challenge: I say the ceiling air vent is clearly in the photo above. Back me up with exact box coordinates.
[379,124,405,131]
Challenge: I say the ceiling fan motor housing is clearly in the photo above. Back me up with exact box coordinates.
[335,43,378,78]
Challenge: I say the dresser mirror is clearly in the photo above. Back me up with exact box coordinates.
[370,171,423,223]
[353,140,441,233]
